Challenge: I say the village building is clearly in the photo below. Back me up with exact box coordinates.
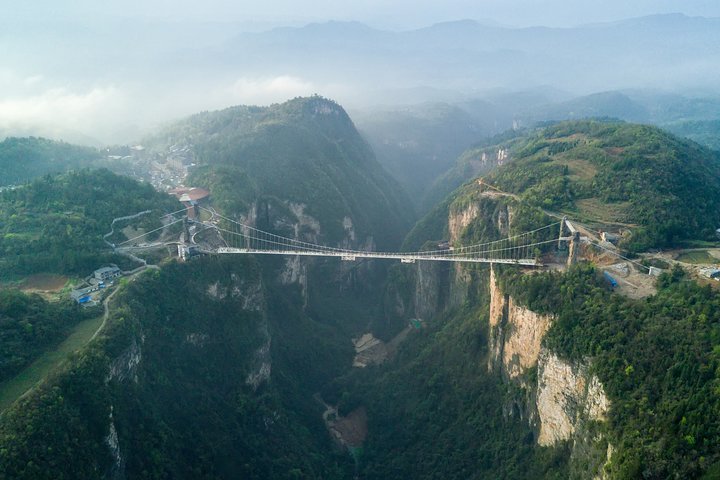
[94,266,122,281]
[178,244,202,261]
[700,267,720,280]
[601,231,620,244]
[70,286,98,304]
[168,187,210,219]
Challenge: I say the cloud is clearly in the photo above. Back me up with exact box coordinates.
[227,76,317,105]
[23,75,44,86]
[0,85,131,143]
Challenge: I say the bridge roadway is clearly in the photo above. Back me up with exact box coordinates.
[215,247,540,265]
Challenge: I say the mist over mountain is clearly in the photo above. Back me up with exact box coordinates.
[3,13,720,144]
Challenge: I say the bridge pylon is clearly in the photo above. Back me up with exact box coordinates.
[557,216,567,251]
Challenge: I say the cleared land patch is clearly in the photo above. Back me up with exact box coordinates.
[573,198,632,224]
[18,273,69,292]
[676,250,718,265]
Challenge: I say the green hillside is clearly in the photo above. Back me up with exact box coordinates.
[667,120,720,151]
[422,128,527,213]
[334,121,720,479]
[468,121,720,251]
[5,114,720,479]
[0,169,179,276]
[0,289,91,384]
[0,256,355,479]
[0,98,416,478]
[0,137,103,186]
[146,96,415,249]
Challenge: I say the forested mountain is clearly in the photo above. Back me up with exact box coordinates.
[429,120,720,251]
[353,91,720,214]
[337,262,720,479]
[0,169,179,275]
[667,120,720,151]
[0,257,357,478]
[0,137,103,186]
[146,96,415,248]
[0,290,92,384]
[3,106,720,479]
[328,119,720,479]
[0,97,416,478]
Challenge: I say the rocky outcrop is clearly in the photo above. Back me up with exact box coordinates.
[279,256,308,296]
[245,332,271,390]
[207,273,264,311]
[487,266,610,457]
[206,271,270,390]
[105,337,145,479]
[288,202,321,244]
[593,443,614,480]
[448,203,480,244]
[536,351,609,446]
[487,267,551,378]
[342,216,356,246]
[448,203,479,306]
[105,409,125,480]
[502,302,552,378]
[414,260,444,321]
[107,337,143,383]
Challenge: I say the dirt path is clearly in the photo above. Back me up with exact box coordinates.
[90,265,158,342]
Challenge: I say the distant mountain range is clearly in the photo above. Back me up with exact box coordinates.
[212,14,720,98]
[3,13,720,144]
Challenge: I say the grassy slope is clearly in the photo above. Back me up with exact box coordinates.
[0,313,102,412]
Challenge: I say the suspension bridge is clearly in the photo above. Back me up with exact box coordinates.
[116,206,569,266]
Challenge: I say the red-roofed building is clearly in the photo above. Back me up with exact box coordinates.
[169,187,210,219]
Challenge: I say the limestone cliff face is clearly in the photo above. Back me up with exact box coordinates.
[271,203,375,296]
[447,203,480,307]
[448,203,480,244]
[414,260,444,321]
[211,273,270,391]
[105,339,143,480]
[487,267,610,463]
[487,267,551,378]
[287,202,321,244]
[536,351,609,446]
[206,273,263,311]
[107,336,143,384]
[447,200,515,308]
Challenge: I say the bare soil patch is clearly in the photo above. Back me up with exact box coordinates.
[331,407,368,448]
[19,274,69,292]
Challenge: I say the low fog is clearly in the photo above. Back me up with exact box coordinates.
[3,1,720,145]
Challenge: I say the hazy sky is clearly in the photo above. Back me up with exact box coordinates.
[10,0,720,28]
[3,0,720,145]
